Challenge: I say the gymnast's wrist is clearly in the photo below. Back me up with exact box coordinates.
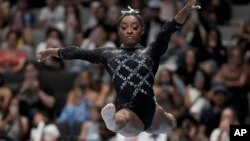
[48,48,60,58]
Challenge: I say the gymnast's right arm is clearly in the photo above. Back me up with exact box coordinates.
[37,46,107,64]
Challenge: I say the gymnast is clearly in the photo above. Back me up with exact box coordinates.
[37,0,201,137]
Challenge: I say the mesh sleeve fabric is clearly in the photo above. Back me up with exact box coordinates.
[58,46,107,64]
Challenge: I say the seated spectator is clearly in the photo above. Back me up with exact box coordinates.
[30,111,60,141]
[0,30,28,73]
[95,84,115,107]
[81,25,116,50]
[154,68,182,117]
[160,33,186,64]
[140,0,164,46]
[64,31,86,73]
[36,28,65,70]
[199,28,228,67]
[18,62,55,120]
[213,47,248,123]
[210,107,239,141]
[0,88,29,140]
[0,1,10,29]
[184,80,210,120]
[201,0,232,25]
[37,0,64,29]
[0,87,12,119]
[233,19,250,52]
[0,72,4,87]
[159,0,183,21]
[10,0,34,28]
[63,3,82,45]
[168,114,208,141]
[57,70,98,135]
[2,0,34,45]
[199,84,229,137]
[177,48,200,86]
[79,106,103,141]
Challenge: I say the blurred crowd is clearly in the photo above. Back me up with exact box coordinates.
[0,0,250,141]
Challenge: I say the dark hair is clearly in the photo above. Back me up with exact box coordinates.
[65,3,80,20]
[118,13,144,29]
[207,27,223,48]
[21,61,40,74]
[45,27,64,42]
[6,30,22,40]
[0,73,4,87]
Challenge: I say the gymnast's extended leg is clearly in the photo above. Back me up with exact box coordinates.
[146,103,177,134]
[101,103,144,137]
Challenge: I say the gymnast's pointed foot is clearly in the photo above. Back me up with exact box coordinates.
[101,103,116,131]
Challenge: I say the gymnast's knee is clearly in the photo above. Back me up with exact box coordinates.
[112,111,131,131]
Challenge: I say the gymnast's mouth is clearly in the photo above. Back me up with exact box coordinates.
[126,36,134,39]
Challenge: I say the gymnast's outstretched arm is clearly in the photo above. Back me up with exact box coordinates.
[37,46,111,64]
[151,0,201,56]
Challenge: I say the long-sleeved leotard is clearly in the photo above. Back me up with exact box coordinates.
[58,19,182,130]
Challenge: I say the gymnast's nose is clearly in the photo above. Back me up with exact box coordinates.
[127,27,133,34]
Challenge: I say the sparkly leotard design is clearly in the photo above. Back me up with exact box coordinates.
[58,20,181,130]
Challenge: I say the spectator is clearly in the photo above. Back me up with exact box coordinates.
[168,114,208,141]
[233,19,250,52]
[213,47,248,123]
[80,1,98,31]
[141,0,164,46]
[200,84,229,137]
[18,62,55,120]
[199,28,228,67]
[0,30,28,73]
[3,0,34,45]
[63,3,82,45]
[159,0,183,21]
[177,48,200,86]
[57,70,98,135]
[30,111,60,141]
[160,33,186,64]
[184,81,210,120]
[37,0,64,29]
[79,106,103,141]
[95,5,108,25]
[0,90,29,141]
[36,28,65,70]
[154,69,182,117]
[0,72,4,87]
[210,107,239,141]
[202,0,232,25]
[0,87,12,119]
[81,25,116,50]
[0,1,11,29]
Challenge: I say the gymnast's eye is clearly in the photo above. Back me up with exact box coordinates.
[132,23,140,30]
[121,25,127,30]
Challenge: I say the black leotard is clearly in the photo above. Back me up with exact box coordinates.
[58,19,182,130]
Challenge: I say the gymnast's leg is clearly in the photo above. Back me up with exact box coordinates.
[101,103,144,137]
[146,103,177,134]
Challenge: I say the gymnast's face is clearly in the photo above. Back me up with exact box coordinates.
[118,15,144,47]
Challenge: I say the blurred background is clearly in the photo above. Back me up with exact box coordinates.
[0,0,249,141]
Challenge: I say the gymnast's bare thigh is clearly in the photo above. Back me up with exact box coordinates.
[146,103,176,134]
[116,108,145,137]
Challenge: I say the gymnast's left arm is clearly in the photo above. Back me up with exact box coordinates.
[151,0,201,56]
[37,46,109,64]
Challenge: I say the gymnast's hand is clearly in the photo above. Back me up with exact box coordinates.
[183,0,201,12]
[37,38,62,62]
[174,0,201,24]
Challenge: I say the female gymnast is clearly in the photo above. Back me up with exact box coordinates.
[37,0,201,137]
